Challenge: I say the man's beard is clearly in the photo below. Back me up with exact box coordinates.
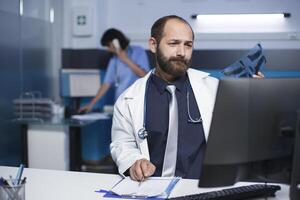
[156,47,191,78]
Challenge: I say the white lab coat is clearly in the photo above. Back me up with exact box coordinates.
[110,68,219,176]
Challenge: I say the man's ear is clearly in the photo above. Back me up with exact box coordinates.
[148,37,157,53]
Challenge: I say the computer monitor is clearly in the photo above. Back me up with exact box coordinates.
[290,111,300,200]
[199,78,300,187]
[60,69,101,97]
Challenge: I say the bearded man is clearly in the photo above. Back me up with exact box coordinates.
[110,15,219,180]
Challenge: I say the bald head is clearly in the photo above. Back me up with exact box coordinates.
[151,15,194,45]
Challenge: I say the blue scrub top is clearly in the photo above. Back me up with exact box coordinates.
[103,45,150,101]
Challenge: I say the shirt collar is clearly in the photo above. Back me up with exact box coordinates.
[150,72,188,94]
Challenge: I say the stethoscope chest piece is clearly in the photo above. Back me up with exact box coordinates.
[138,127,148,140]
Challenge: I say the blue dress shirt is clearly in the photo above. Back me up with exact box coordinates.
[146,73,206,179]
[104,45,150,101]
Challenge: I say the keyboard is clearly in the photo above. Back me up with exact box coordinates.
[168,184,281,200]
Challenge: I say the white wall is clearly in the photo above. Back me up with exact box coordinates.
[63,0,108,49]
[63,0,300,49]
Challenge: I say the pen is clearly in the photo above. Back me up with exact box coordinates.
[9,175,14,186]
[15,164,24,185]
[9,175,19,198]
[21,177,27,184]
[138,176,144,187]
[0,177,9,186]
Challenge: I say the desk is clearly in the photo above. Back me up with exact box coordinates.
[0,166,290,200]
[13,114,111,171]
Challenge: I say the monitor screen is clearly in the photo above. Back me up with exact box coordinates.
[199,78,300,187]
[60,69,101,97]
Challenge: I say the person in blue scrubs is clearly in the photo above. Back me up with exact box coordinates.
[79,28,150,113]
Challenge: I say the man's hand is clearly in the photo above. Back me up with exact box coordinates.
[129,159,156,181]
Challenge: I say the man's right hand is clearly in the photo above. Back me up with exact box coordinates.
[129,159,156,181]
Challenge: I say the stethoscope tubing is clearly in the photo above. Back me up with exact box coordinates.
[138,70,202,140]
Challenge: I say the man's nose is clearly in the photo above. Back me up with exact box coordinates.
[176,44,186,57]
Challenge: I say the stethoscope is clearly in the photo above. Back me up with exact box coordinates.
[137,70,202,140]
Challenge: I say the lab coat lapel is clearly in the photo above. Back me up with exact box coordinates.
[126,72,151,160]
[187,69,211,141]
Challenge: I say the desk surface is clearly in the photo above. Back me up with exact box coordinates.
[11,112,112,127]
[12,116,100,127]
[0,166,289,200]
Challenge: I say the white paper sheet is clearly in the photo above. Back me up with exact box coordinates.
[71,113,110,121]
[110,177,180,198]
